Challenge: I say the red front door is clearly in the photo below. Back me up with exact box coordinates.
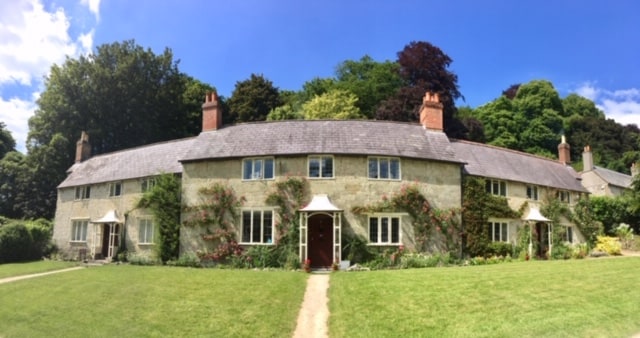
[308,214,333,268]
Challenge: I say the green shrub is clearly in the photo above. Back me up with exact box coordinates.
[595,236,622,255]
[486,242,514,257]
[0,223,33,263]
[128,252,160,265]
[166,253,201,267]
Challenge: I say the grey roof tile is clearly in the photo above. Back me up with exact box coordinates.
[58,137,195,188]
[450,140,587,192]
[181,120,463,164]
[591,166,633,188]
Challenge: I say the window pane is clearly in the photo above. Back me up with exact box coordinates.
[380,158,389,179]
[263,211,273,243]
[390,159,400,179]
[485,181,491,193]
[493,223,500,241]
[309,158,320,177]
[254,159,262,179]
[264,159,274,179]
[243,160,252,179]
[501,223,507,242]
[381,217,389,243]
[321,157,333,177]
[85,187,90,198]
[242,211,251,242]
[369,218,378,242]
[492,181,498,195]
[252,211,261,243]
[487,223,493,241]
[500,182,506,196]
[368,159,378,179]
[391,217,399,243]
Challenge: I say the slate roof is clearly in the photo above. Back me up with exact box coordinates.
[590,166,633,189]
[58,137,195,188]
[450,140,587,192]
[181,120,462,164]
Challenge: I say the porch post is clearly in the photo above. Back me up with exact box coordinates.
[333,211,341,264]
[528,222,532,258]
[548,223,553,259]
[299,212,308,263]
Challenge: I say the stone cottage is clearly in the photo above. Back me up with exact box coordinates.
[580,145,638,197]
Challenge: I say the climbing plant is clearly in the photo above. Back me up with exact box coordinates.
[352,183,460,254]
[182,183,246,263]
[136,173,182,263]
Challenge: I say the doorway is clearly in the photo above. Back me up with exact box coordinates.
[307,214,333,268]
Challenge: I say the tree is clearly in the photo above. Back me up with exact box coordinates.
[0,122,15,159]
[375,41,465,137]
[301,90,364,120]
[502,84,520,100]
[226,74,281,123]
[24,39,208,219]
[562,94,604,119]
[0,151,27,218]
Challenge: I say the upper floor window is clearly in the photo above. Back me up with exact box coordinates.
[526,185,539,200]
[368,157,401,180]
[75,186,91,200]
[557,190,571,203]
[241,210,274,244]
[141,178,156,192]
[243,158,274,180]
[486,179,507,196]
[139,219,154,244]
[109,182,122,197]
[71,220,88,242]
[308,156,333,179]
[488,221,508,242]
[369,215,401,245]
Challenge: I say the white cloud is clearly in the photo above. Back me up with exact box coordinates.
[573,82,640,128]
[81,0,101,21]
[0,0,96,153]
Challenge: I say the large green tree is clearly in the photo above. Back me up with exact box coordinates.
[23,40,212,219]
[0,122,15,159]
[301,89,364,120]
[375,41,466,138]
[226,74,281,123]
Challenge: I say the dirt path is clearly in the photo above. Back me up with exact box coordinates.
[0,266,84,284]
[293,273,330,338]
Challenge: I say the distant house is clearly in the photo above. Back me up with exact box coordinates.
[580,145,638,197]
[52,91,589,265]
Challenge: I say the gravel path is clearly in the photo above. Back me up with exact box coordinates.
[0,266,84,284]
[293,273,330,338]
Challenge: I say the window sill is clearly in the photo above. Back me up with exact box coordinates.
[367,243,401,246]
[239,242,275,246]
[69,240,87,244]
[138,243,155,246]
[242,178,276,182]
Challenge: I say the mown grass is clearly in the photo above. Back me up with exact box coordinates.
[0,265,308,337]
[0,260,78,279]
[329,258,640,338]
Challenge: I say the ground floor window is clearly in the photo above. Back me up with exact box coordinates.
[71,220,88,242]
[139,219,154,244]
[488,221,508,242]
[563,226,573,243]
[241,210,274,244]
[369,215,401,244]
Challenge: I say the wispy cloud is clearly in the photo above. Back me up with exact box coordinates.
[0,0,98,153]
[573,82,640,128]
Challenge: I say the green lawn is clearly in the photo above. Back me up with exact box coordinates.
[0,265,308,337]
[0,260,78,279]
[329,257,640,337]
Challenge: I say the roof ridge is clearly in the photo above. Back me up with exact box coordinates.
[211,119,424,128]
[593,165,632,177]
[450,138,565,165]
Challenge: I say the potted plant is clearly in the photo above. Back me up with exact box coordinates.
[303,259,311,273]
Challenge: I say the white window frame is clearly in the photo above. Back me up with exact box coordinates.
[488,221,509,242]
[138,218,154,245]
[109,182,123,197]
[526,185,538,201]
[368,157,401,180]
[74,186,91,200]
[486,179,507,196]
[70,219,89,242]
[308,155,334,179]
[141,178,156,192]
[368,214,402,245]
[240,209,275,245]
[565,226,573,243]
[558,190,571,203]
[242,157,275,181]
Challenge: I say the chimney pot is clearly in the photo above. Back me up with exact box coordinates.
[75,131,91,163]
[558,136,571,165]
[582,144,593,171]
[202,91,222,131]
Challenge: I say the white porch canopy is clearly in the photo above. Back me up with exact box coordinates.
[522,207,552,259]
[299,194,343,268]
[90,210,123,260]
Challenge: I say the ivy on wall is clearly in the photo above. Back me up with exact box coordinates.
[136,173,182,263]
[352,183,460,254]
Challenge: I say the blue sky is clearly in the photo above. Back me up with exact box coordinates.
[2,0,639,153]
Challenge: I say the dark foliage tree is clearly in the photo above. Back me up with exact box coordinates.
[0,122,16,159]
[375,41,466,138]
[562,93,604,119]
[502,84,520,100]
[226,74,281,123]
[0,151,26,218]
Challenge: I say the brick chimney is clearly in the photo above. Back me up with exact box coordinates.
[75,131,91,163]
[202,91,222,131]
[582,145,593,171]
[558,135,570,165]
[419,92,443,131]
[632,162,639,177]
